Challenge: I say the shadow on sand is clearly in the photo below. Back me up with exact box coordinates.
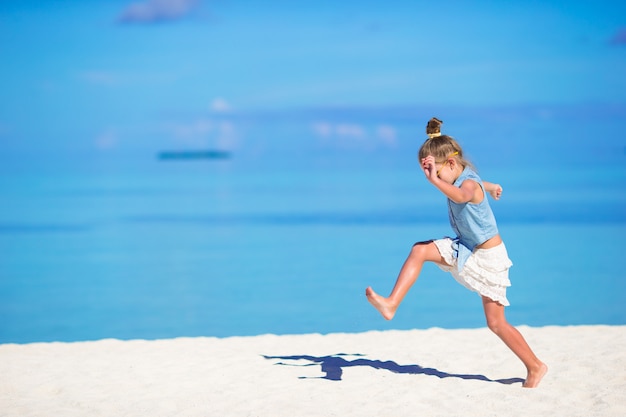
[263,353,524,385]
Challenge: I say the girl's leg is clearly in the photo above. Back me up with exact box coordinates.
[482,296,548,388]
[366,241,446,320]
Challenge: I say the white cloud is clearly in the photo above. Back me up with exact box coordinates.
[118,0,199,24]
[311,122,366,140]
[164,118,238,149]
[376,125,397,146]
[311,121,397,150]
[335,123,366,139]
[210,98,232,113]
[312,122,332,138]
[166,119,213,146]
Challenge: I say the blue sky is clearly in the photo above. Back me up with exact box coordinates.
[0,0,625,165]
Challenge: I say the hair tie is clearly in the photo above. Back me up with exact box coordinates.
[426,117,443,138]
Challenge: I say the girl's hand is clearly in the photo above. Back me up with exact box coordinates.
[484,182,503,200]
[489,185,502,200]
[421,155,438,182]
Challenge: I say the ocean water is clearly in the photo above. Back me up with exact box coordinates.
[1,109,626,343]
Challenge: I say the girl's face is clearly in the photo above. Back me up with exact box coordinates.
[435,157,458,183]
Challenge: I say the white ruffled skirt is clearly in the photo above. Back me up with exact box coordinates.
[433,238,513,306]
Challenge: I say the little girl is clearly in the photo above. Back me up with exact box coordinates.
[365,117,547,388]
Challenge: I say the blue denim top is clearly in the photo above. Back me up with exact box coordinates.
[447,166,499,271]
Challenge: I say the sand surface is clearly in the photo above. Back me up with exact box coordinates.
[1,325,624,417]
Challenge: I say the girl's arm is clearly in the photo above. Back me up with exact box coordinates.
[483,181,503,200]
[421,156,476,204]
[432,178,478,204]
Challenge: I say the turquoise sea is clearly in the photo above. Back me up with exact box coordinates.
[1,107,625,343]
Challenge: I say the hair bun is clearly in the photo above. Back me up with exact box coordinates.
[426,117,443,138]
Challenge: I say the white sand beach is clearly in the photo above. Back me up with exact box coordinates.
[1,325,624,417]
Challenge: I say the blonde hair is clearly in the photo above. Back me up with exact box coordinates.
[419,117,473,169]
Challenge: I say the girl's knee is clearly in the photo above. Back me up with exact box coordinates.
[485,314,512,335]
[486,317,502,334]
[409,241,432,259]
[482,297,509,335]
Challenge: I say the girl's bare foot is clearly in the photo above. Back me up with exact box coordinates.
[523,362,548,388]
[365,287,397,320]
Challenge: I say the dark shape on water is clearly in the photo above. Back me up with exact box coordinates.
[158,150,231,160]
